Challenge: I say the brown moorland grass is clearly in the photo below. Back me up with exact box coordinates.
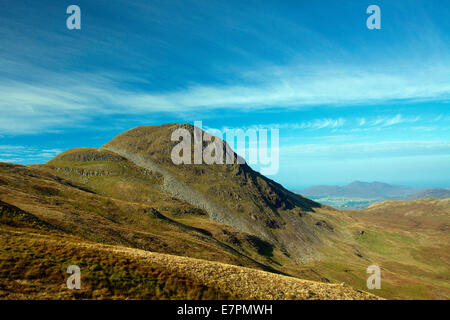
[311,199,450,300]
[0,227,379,300]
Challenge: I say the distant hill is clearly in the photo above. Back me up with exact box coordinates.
[300,181,421,199]
[407,188,450,200]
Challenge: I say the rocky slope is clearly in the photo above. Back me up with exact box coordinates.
[99,124,323,262]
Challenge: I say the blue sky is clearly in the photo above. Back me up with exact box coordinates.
[0,0,449,189]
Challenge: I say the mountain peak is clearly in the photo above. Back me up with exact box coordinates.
[50,124,322,262]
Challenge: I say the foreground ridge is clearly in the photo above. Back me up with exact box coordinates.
[0,228,380,300]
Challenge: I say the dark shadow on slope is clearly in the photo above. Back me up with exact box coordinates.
[0,200,58,231]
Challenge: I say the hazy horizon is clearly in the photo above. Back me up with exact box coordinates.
[292,180,450,192]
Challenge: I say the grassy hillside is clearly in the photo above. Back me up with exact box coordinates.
[0,162,289,273]
[0,124,448,300]
[0,226,378,300]
[321,199,450,299]
[407,188,450,200]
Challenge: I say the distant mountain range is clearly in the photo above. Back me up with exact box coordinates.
[299,181,450,201]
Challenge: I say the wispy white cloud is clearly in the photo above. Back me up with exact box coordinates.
[209,113,442,135]
[0,0,449,139]
[295,118,346,130]
[1,59,450,134]
[210,118,346,132]
[120,66,450,110]
[357,118,366,126]
[355,114,422,130]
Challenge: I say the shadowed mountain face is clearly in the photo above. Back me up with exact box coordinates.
[300,181,422,199]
